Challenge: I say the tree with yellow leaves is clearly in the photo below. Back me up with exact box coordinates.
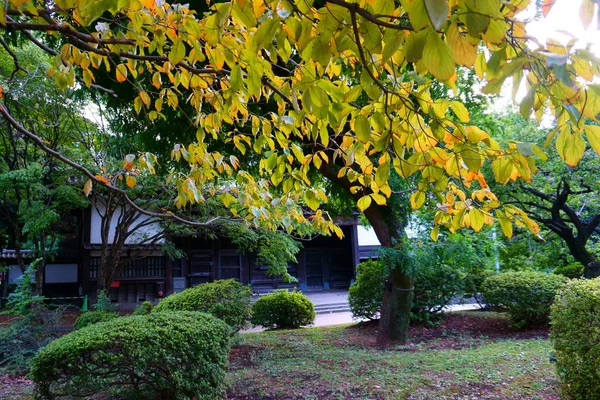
[0,0,599,343]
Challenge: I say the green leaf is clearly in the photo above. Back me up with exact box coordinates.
[424,0,449,31]
[422,30,455,81]
[410,191,426,209]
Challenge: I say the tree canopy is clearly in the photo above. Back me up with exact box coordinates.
[1,0,600,343]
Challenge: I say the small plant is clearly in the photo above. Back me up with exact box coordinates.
[132,300,154,315]
[552,262,584,279]
[550,278,600,399]
[251,289,315,329]
[93,290,117,312]
[153,279,252,334]
[31,312,231,400]
[348,260,384,320]
[73,311,119,330]
[482,271,567,328]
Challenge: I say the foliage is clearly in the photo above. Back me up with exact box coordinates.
[73,311,119,330]
[31,311,231,400]
[553,262,584,279]
[411,261,465,324]
[348,260,384,321]
[0,305,66,375]
[4,0,597,244]
[132,300,154,315]
[550,278,600,400]
[250,289,315,329]
[93,290,118,313]
[226,224,302,282]
[482,271,567,328]
[152,279,252,333]
[4,260,45,315]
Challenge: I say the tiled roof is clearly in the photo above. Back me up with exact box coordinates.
[0,249,35,259]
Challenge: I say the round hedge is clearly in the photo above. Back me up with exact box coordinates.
[348,260,384,320]
[31,312,230,400]
[482,271,567,329]
[73,311,119,330]
[251,290,315,329]
[553,262,584,279]
[152,279,252,333]
[550,278,600,399]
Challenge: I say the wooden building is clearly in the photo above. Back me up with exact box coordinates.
[1,208,371,306]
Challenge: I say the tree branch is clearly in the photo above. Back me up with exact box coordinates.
[0,105,223,227]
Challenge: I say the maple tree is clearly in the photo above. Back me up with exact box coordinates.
[0,0,599,343]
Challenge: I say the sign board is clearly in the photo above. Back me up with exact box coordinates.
[173,277,186,293]
[110,280,120,288]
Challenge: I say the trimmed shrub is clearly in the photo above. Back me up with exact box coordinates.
[153,279,252,333]
[251,290,315,329]
[550,278,600,399]
[553,262,584,279]
[348,260,384,320]
[31,312,230,400]
[482,271,567,328]
[412,262,465,317]
[73,311,119,330]
[132,300,154,315]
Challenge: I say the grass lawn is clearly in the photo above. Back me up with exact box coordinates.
[1,312,559,399]
[227,312,559,400]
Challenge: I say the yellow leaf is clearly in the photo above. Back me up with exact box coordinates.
[169,38,186,65]
[445,23,476,67]
[126,175,136,188]
[115,64,128,83]
[357,195,372,212]
[496,211,513,238]
[139,91,151,107]
[430,226,439,241]
[353,114,371,142]
[584,125,600,156]
[375,162,390,187]
[370,193,387,205]
[450,101,470,122]
[579,0,595,29]
[83,179,93,197]
[424,0,449,30]
[556,129,585,167]
[542,0,556,16]
[422,29,455,81]
[410,191,426,209]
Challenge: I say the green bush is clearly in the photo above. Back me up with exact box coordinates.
[348,260,384,320]
[153,279,252,333]
[463,267,495,308]
[31,312,230,400]
[250,290,315,329]
[482,271,567,328]
[550,278,600,399]
[132,300,154,315]
[553,262,584,279]
[412,262,465,318]
[73,311,119,330]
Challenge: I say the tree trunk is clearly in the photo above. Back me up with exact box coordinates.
[362,203,413,345]
[378,266,413,345]
[561,235,600,279]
